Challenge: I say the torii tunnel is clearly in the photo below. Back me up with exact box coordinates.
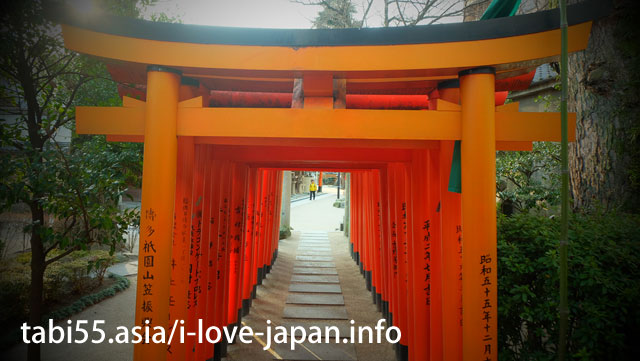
[54,1,601,360]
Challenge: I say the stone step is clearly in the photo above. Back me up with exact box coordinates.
[294,261,336,268]
[293,267,338,275]
[286,294,345,305]
[296,256,334,262]
[289,283,342,294]
[291,275,340,284]
[283,306,349,320]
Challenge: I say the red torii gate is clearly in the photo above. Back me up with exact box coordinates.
[51,1,603,360]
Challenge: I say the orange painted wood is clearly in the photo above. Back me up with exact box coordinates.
[185,145,205,361]
[303,73,333,97]
[273,171,283,265]
[200,149,217,361]
[397,163,410,350]
[378,167,391,321]
[219,161,233,331]
[133,70,180,361]
[409,150,430,361]
[106,134,144,142]
[62,22,592,73]
[390,166,399,338]
[460,72,498,361]
[428,149,443,361]
[177,107,461,140]
[229,162,247,325]
[168,136,195,360]
[77,106,577,142]
[242,167,257,303]
[440,141,463,361]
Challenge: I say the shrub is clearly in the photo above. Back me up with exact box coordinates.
[0,262,30,330]
[498,211,640,360]
[279,225,292,240]
[0,274,130,349]
[0,249,117,328]
[496,142,560,214]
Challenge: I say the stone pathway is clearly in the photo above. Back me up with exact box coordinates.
[274,231,357,361]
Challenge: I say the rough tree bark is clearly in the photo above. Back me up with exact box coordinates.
[27,202,45,361]
[568,0,640,212]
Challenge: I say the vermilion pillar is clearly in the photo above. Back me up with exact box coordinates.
[436,84,464,361]
[199,149,215,361]
[459,67,497,361]
[242,167,257,312]
[409,150,429,361]
[167,135,194,360]
[134,67,180,361]
[168,79,200,361]
[186,146,205,361]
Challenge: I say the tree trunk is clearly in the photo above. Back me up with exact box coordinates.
[568,0,640,212]
[27,202,46,361]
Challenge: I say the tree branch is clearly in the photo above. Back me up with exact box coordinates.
[52,141,92,242]
[394,0,408,25]
[359,0,374,29]
[45,245,79,266]
[45,75,93,140]
[44,241,60,257]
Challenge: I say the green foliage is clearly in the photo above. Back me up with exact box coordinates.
[45,273,130,321]
[498,212,640,360]
[0,250,118,325]
[0,272,130,349]
[279,225,293,240]
[496,142,561,214]
[0,134,140,250]
[534,82,561,112]
[313,0,360,29]
[0,0,141,257]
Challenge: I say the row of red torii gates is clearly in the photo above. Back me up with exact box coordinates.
[54,1,601,360]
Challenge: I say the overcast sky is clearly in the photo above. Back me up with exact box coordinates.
[143,0,463,29]
[144,0,323,28]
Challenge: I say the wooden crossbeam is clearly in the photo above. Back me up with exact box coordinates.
[210,145,412,162]
[77,106,576,142]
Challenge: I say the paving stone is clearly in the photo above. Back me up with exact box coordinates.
[286,294,344,305]
[296,256,333,261]
[291,275,339,283]
[297,248,332,253]
[283,306,349,320]
[272,341,356,360]
[289,283,342,293]
[107,261,138,276]
[280,321,352,339]
[298,241,330,246]
[298,246,330,250]
[293,267,338,275]
[294,262,336,268]
[303,341,357,360]
[296,251,333,256]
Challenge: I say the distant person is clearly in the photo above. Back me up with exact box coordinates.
[309,180,317,200]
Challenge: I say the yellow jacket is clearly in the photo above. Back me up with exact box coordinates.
[309,183,318,191]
